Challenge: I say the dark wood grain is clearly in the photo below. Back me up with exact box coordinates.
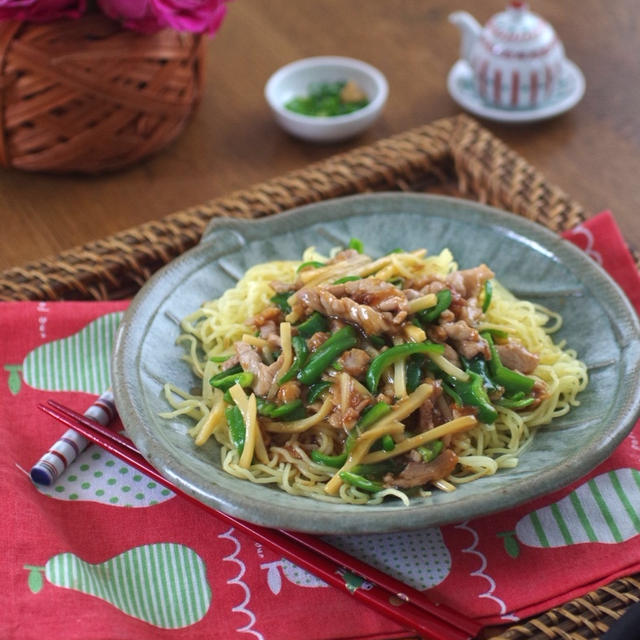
[1,0,638,270]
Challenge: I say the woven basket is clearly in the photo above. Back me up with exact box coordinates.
[0,14,204,173]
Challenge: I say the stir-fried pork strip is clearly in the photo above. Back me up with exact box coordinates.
[307,331,330,351]
[255,320,281,349]
[384,449,459,489]
[325,278,408,316]
[270,279,298,293]
[337,348,371,378]
[409,265,494,326]
[252,305,283,327]
[277,380,302,404]
[416,382,444,432]
[251,306,283,348]
[292,277,408,336]
[441,343,462,367]
[293,285,404,337]
[448,264,494,298]
[327,248,365,265]
[496,339,539,374]
[441,321,490,360]
[235,341,284,397]
[327,378,371,430]
[221,354,240,371]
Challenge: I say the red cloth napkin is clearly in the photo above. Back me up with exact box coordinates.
[2,211,639,639]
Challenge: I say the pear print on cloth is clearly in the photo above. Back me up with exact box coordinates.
[500,468,640,558]
[22,311,123,393]
[25,543,211,629]
[327,527,451,591]
[35,446,175,507]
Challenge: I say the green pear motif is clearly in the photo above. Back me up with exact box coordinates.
[22,311,123,394]
[26,543,211,629]
[500,468,640,558]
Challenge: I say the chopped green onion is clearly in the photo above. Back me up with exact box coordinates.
[482,279,493,313]
[348,238,364,253]
[296,311,329,338]
[209,354,232,363]
[333,275,362,284]
[270,291,294,313]
[297,261,326,273]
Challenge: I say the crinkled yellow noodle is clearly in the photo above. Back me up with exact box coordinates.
[161,246,588,506]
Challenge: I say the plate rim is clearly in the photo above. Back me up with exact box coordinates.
[112,192,640,534]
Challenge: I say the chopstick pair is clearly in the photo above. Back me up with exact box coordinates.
[37,399,481,640]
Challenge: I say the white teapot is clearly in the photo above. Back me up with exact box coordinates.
[450,2,566,109]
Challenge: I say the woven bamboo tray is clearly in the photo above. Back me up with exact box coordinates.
[1,114,638,639]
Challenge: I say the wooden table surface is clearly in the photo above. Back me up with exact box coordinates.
[1,0,638,272]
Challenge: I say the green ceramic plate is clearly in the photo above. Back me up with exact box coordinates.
[112,193,640,534]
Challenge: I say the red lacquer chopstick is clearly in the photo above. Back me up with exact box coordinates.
[38,400,480,640]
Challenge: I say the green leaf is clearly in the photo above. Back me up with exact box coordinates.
[497,531,520,559]
[24,566,44,593]
[5,364,22,395]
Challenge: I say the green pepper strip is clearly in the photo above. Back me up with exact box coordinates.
[210,371,254,392]
[445,370,498,424]
[416,289,452,325]
[278,336,309,383]
[405,355,423,393]
[381,434,395,452]
[310,402,390,468]
[417,439,443,463]
[358,402,392,429]
[369,335,386,348]
[339,471,383,493]
[209,354,232,363]
[482,332,536,394]
[297,325,358,385]
[365,341,445,393]
[296,260,326,273]
[483,327,509,340]
[225,405,246,455]
[461,355,498,393]
[270,290,294,313]
[296,311,329,338]
[269,399,304,418]
[442,382,462,406]
[482,279,493,313]
[257,398,306,421]
[209,364,242,385]
[351,460,396,477]
[307,380,331,403]
[310,450,347,468]
[256,397,276,416]
[333,275,362,284]
[498,396,535,409]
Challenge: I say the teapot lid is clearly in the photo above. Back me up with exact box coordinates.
[486,2,555,46]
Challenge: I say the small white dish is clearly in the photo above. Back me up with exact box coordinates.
[447,58,585,123]
[264,56,388,143]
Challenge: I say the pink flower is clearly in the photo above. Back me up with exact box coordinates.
[98,0,228,35]
[0,0,86,22]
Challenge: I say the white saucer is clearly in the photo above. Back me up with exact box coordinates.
[447,59,585,123]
